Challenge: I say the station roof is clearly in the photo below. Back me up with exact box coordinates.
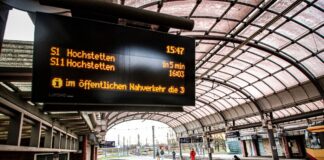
[0,0,323,138]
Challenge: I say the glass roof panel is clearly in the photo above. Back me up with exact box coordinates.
[193,1,230,17]
[124,0,159,7]
[263,76,285,91]
[248,48,270,57]
[237,72,258,84]
[239,25,259,37]
[143,5,157,12]
[229,77,248,88]
[244,86,263,98]
[196,52,206,60]
[191,18,215,31]
[228,59,251,70]
[301,57,324,77]
[253,81,274,96]
[298,34,324,53]
[286,66,308,83]
[217,46,235,56]
[219,66,241,75]
[224,98,239,107]
[238,0,262,5]
[294,6,324,28]
[196,68,207,75]
[268,17,286,30]
[216,85,234,95]
[211,101,226,111]
[237,52,262,64]
[212,20,239,34]
[274,71,298,88]
[224,4,253,21]
[196,85,210,91]
[318,52,324,60]
[202,61,216,69]
[282,43,312,61]
[196,43,215,53]
[210,89,226,97]
[276,21,308,39]
[160,0,196,16]
[217,99,232,109]
[209,54,224,63]
[268,55,290,68]
[286,1,307,17]
[315,0,324,8]
[181,31,204,36]
[253,11,276,26]
[245,115,261,123]
[269,0,296,13]
[246,66,269,79]
[199,95,214,102]
[256,60,281,74]
[261,33,290,49]
[203,106,216,114]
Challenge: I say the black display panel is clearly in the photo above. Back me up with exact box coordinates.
[32,13,195,106]
[179,137,192,144]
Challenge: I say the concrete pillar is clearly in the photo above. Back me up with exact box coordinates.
[30,121,41,147]
[0,2,11,52]
[282,136,291,158]
[82,135,88,160]
[7,112,23,145]
[240,140,247,157]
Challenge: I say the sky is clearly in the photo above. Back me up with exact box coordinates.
[4,9,176,146]
[4,9,34,41]
[106,120,176,146]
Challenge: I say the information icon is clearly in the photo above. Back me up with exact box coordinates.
[51,77,63,88]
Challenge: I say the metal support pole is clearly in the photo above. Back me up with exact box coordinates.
[266,121,279,160]
[30,121,41,147]
[207,137,212,160]
[123,136,125,156]
[0,2,11,52]
[91,144,95,160]
[44,127,53,148]
[179,140,182,159]
[153,126,155,159]
[7,112,23,145]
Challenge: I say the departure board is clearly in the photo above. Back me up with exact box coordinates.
[32,13,195,106]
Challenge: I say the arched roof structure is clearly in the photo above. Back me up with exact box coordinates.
[0,0,323,139]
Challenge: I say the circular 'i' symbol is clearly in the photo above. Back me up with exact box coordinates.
[51,77,63,88]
